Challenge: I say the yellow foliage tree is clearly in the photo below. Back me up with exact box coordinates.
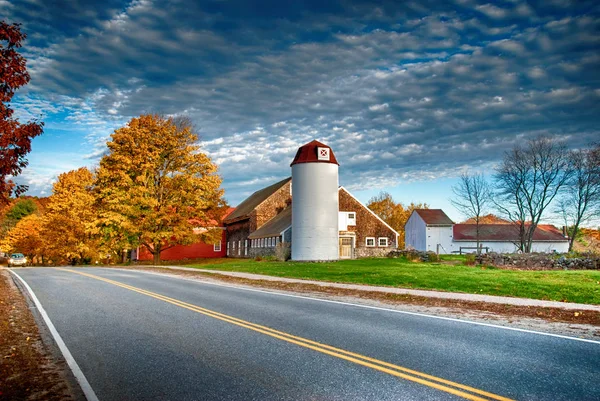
[95,114,226,264]
[367,192,428,249]
[42,167,99,264]
[1,213,44,263]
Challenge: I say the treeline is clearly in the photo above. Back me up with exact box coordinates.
[366,194,428,249]
[0,114,227,265]
[367,137,599,254]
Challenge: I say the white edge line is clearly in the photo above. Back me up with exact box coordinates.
[9,269,100,401]
[104,267,600,346]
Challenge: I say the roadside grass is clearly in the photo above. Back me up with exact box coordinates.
[180,257,600,305]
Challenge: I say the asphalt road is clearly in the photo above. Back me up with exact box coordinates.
[11,267,600,401]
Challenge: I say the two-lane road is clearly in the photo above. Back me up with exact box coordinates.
[11,267,600,400]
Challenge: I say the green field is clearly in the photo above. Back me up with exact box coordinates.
[179,257,600,305]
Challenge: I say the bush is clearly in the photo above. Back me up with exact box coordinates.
[465,254,476,265]
[275,242,291,262]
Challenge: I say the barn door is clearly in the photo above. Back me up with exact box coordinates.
[339,237,353,259]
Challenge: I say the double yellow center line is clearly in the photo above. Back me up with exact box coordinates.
[58,268,514,401]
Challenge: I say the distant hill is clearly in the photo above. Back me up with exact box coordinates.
[461,214,511,224]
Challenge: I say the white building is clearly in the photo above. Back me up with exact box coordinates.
[405,209,569,254]
[405,209,454,253]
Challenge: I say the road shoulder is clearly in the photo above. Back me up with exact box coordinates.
[0,268,85,401]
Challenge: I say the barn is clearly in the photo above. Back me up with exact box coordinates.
[136,207,234,261]
[225,141,399,259]
[405,209,569,254]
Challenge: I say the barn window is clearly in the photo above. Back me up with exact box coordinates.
[378,237,388,247]
[214,242,222,252]
[347,212,356,226]
[227,241,230,256]
[366,237,375,247]
[244,240,248,256]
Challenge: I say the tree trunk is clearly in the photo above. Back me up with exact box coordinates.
[153,249,161,265]
[568,225,578,252]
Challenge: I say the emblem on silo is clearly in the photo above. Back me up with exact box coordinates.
[290,140,340,261]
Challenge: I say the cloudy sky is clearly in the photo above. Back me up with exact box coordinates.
[4,0,600,222]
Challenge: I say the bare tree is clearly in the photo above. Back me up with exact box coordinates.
[451,173,491,254]
[556,144,600,251]
[494,136,572,253]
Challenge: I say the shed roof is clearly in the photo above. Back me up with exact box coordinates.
[224,177,291,224]
[414,209,454,226]
[248,206,292,239]
[290,140,339,166]
[453,224,567,242]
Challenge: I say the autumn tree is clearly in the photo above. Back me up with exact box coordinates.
[1,213,44,263]
[494,136,572,253]
[367,191,428,249]
[95,114,226,265]
[451,173,491,254]
[556,144,600,251]
[0,197,37,238]
[42,168,99,264]
[0,22,44,202]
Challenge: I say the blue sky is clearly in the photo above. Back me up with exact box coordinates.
[4,0,600,223]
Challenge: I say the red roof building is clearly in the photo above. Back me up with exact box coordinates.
[136,207,235,261]
[453,224,567,242]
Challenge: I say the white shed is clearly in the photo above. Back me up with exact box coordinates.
[405,209,454,253]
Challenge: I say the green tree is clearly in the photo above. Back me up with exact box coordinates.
[95,114,226,264]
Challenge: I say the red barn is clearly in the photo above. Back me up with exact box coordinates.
[136,207,235,261]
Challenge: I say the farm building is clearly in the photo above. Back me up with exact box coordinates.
[136,207,234,261]
[224,140,399,259]
[405,209,569,254]
[225,184,399,259]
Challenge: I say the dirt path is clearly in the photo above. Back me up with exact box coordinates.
[0,269,78,401]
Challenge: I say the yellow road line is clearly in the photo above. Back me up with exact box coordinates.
[57,268,515,401]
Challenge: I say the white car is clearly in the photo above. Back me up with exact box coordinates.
[8,253,28,267]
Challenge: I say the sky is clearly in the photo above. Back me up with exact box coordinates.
[3,0,600,223]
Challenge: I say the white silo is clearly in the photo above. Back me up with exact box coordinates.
[291,140,339,261]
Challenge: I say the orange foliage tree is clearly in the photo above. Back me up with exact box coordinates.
[95,115,226,265]
[42,168,99,264]
[0,22,44,202]
[1,213,44,262]
[367,192,428,249]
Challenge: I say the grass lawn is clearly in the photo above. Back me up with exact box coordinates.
[180,257,600,305]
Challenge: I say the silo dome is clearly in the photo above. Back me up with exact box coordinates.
[291,140,339,261]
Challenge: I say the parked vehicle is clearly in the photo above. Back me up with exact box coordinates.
[7,253,27,267]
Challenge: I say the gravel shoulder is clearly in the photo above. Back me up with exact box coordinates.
[116,265,600,341]
[0,268,82,401]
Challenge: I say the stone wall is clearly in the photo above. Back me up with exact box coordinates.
[249,247,276,258]
[476,252,600,270]
[387,249,439,262]
[355,247,390,258]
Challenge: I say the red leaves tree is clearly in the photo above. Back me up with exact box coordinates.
[0,21,43,203]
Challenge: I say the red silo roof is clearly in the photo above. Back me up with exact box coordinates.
[290,140,339,166]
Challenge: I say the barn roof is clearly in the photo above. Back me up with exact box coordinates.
[453,224,568,242]
[247,206,292,239]
[290,140,339,166]
[414,209,454,226]
[224,177,291,224]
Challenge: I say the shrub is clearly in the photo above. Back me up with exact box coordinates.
[275,242,291,261]
[465,254,476,265]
